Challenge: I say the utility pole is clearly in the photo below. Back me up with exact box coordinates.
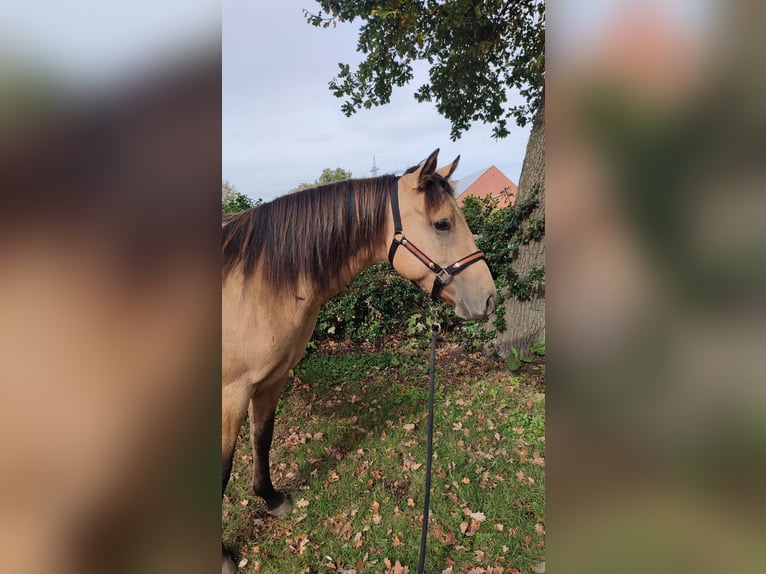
[370,156,379,177]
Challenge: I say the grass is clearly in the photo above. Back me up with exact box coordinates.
[222,338,545,574]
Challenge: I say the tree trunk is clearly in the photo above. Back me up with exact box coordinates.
[491,104,545,358]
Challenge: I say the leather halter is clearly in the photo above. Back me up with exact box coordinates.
[388,184,487,302]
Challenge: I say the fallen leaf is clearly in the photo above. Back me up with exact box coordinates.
[522,534,533,549]
[296,498,310,508]
[353,532,363,548]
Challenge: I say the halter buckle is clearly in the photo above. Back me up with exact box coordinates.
[435,268,454,286]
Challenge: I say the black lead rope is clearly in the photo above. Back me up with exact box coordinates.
[417,322,440,574]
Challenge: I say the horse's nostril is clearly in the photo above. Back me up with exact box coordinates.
[485,294,496,315]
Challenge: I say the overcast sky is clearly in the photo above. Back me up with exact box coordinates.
[223,0,530,202]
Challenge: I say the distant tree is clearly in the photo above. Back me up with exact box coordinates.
[290,167,352,193]
[222,180,237,204]
[222,180,261,214]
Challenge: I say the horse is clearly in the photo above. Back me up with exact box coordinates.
[221,149,497,571]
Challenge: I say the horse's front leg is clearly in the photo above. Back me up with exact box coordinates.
[222,386,251,573]
[249,377,292,516]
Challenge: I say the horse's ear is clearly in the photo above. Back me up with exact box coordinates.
[414,149,440,188]
[436,155,460,180]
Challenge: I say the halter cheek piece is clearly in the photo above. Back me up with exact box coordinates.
[388,185,487,302]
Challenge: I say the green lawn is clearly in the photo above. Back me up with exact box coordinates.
[222,338,545,574]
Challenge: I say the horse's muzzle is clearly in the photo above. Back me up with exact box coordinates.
[455,292,496,320]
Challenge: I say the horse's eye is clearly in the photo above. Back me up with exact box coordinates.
[433,219,451,232]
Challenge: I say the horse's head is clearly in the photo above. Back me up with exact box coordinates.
[390,149,497,320]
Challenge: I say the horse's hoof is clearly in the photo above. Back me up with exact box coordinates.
[222,551,237,574]
[267,496,293,517]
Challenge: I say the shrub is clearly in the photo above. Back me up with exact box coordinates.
[313,263,460,344]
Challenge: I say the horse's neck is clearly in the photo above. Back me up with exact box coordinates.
[315,233,389,309]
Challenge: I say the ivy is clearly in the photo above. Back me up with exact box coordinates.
[509,265,545,302]
[313,263,461,345]
[463,184,543,293]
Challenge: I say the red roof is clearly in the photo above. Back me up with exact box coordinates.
[454,166,517,208]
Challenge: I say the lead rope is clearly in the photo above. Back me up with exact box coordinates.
[417,320,440,574]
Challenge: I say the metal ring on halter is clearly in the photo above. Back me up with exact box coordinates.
[435,268,454,286]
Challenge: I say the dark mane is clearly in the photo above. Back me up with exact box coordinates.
[222,175,395,295]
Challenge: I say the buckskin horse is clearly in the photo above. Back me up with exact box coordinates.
[221,149,496,571]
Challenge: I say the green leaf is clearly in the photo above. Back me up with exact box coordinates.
[306,0,545,138]
[506,347,521,371]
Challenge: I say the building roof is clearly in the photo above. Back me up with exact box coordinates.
[454,165,517,208]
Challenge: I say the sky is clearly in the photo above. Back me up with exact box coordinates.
[223,0,531,202]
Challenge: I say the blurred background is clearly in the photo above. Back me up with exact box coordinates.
[548,0,766,571]
[0,2,220,573]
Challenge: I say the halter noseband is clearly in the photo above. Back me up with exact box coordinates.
[388,185,487,302]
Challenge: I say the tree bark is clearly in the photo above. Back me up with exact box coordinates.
[491,104,545,358]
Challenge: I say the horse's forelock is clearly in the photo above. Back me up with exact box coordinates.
[423,173,454,215]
